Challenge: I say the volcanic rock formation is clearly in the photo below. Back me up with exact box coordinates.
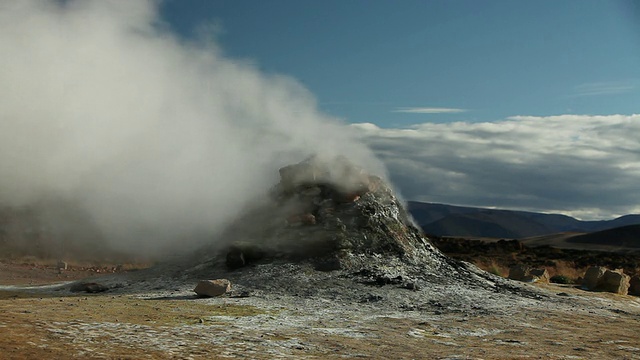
[219,156,444,272]
[178,155,545,305]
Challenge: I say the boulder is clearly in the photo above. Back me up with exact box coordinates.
[194,279,231,297]
[57,260,68,270]
[582,266,606,290]
[629,276,640,296]
[529,268,550,283]
[508,265,530,281]
[508,265,549,283]
[596,270,630,295]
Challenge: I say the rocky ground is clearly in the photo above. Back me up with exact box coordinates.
[1,258,640,359]
[2,157,639,359]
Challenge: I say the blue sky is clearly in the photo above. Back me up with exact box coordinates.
[161,0,640,126]
[154,0,640,219]
[3,1,639,226]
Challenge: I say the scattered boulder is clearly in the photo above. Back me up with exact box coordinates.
[582,266,605,290]
[508,265,530,281]
[582,267,631,295]
[582,266,607,290]
[70,282,108,293]
[508,265,548,282]
[629,276,640,296]
[529,268,550,283]
[595,270,630,295]
[194,279,231,297]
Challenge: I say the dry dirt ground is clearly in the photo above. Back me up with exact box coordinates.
[1,260,640,360]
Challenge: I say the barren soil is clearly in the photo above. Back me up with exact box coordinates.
[0,260,148,286]
[1,259,640,359]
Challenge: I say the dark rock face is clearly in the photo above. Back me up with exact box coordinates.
[219,156,444,271]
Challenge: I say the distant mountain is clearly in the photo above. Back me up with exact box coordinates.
[407,201,640,239]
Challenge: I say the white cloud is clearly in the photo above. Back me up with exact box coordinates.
[351,114,640,220]
[571,81,635,97]
[0,0,385,256]
[393,107,467,114]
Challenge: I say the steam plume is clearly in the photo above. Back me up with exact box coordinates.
[0,1,385,256]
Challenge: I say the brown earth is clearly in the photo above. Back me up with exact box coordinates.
[1,259,640,359]
[1,283,639,359]
[0,259,150,286]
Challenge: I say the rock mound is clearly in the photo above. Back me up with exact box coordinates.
[163,155,550,308]
[218,156,444,272]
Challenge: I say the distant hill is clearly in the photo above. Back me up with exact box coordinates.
[566,224,640,249]
[408,201,640,239]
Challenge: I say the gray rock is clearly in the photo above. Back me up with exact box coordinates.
[596,270,630,295]
[508,265,530,281]
[582,266,606,290]
[194,279,231,297]
[529,268,550,283]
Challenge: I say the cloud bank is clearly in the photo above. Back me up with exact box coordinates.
[352,114,640,220]
[0,0,385,256]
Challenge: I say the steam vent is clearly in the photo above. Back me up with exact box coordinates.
[194,155,526,301]
[220,156,446,272]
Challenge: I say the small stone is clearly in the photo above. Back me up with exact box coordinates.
[194,279,232,297]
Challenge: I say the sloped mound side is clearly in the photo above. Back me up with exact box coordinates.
[217,156,446,272]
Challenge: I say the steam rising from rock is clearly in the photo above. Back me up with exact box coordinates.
[0,1,385,256]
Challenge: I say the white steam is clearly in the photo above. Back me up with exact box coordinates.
[0,1,385,256]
